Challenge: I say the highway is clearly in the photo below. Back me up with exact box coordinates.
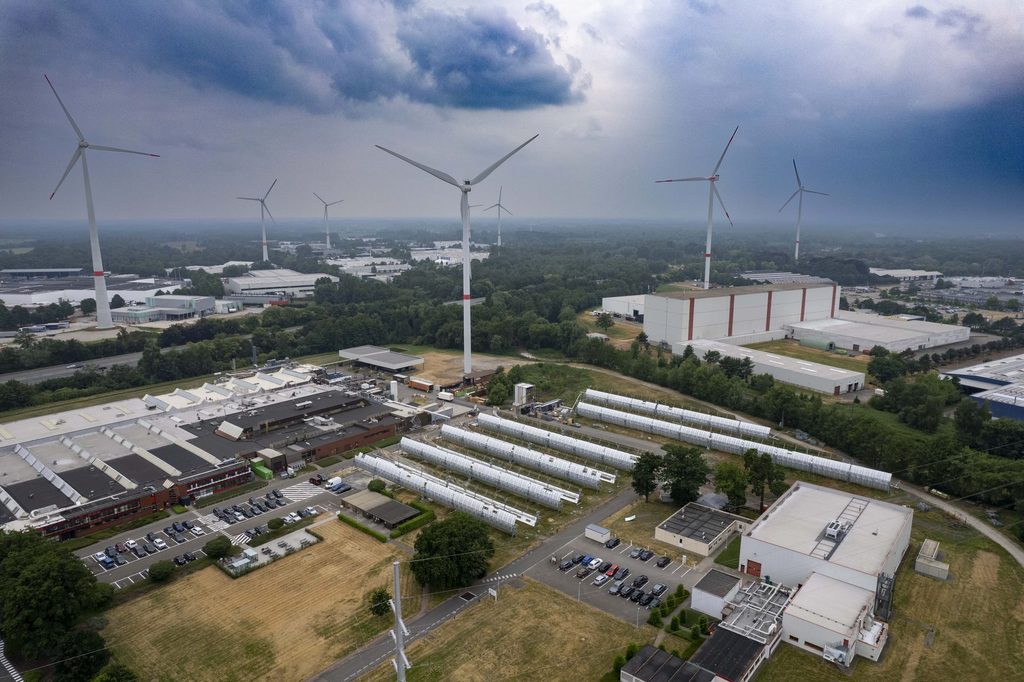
[0,351,147,384]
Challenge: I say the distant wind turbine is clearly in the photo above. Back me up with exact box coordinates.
[45,75,159,330]
[657,126,738,290]
[778,160,829,263]
[376,135,538,374]
[314,192,343,249]
[238,180,277,262]
[485,187,513,247]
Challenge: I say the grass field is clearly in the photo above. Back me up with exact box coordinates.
[103,521,420,682]
[713,536,741,569]
[746,339,871,374]
[577,310,643,346]
[362,578,654,681]
[758,511,1024,681]
[601,499,682,560]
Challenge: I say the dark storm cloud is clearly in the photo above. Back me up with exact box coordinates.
[2,0,579,113]
[905,4,987,40]
[397,7,581,109]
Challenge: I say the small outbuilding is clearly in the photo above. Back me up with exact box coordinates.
[692,569,742,619]
[914,539,949,580]
[654,503,750,557]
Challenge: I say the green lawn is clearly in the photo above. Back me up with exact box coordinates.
[746,339,871,374]
[713,535,741,569]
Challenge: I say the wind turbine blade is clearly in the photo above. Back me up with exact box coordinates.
[44,75,84,142]
[498,186,503,204]
[712,185,733,227]
[327,199,344,206]
[470,134,539,185]
[50,148,82,200]
[263,178,277,201]
[711,125,739,175]
[501,206,513,216]
[376,145,461,188]
[237,197,261,201]
[263,203,275,222]
[313,192,326,205]
[804,189,830,196]
[655,177,706,183]
[792,159,802,188]
[778,189,800,212]
[88,144,160,157]
[485,203,500,211]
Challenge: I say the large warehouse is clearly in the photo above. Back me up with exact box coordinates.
[943,352,1024,420]
[786,311,969,353]
[640,282,840,346]
[738,481,912,594]
[224,268,339,298]
[678,339,865,395]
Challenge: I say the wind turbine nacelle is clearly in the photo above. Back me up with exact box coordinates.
[709,174,719,182]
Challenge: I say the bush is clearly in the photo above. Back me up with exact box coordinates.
[675,584,686,597]
[203,536,233,559]
[670,616,680,632]
[613,655,626,675]
[267,517,284,530]
[367,586,391,617]
[626,643,639,659]
[93,663,139,682]
[148,560,174,582]
[368,479,387,493]
[389,509,436,538]
[647,611,662,627]
[698,615,709,635]
[338,512,388,542]
[690,624,701,639]
[54,629,109,682]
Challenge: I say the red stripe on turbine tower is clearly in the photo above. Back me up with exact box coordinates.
[93,271,104,277]
[463,294,470,300]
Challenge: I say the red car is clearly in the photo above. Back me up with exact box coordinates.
[605,563,619,577]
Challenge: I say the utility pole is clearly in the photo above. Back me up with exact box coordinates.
[390,561,411,681]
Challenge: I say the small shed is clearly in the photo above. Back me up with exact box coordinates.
[915,539,949,580]
[692,569,742,618]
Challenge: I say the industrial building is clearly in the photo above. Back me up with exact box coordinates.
[914,539,949,580]
[677,339,865,395]
[691,569,742,619]
[224,268,339,298]
[738,481,911,593]
[600,294,646,321]
[786,310,969,354]
[619,645,717,682]
[654,503,751,557]
[740,272,834,285]
[868,268,943,281]
[943,352,1024,420]
[338,488,419,529]
[642,282,840,346]
[110,294,216,325]
[338,345,425,372]
[0,273,185,307]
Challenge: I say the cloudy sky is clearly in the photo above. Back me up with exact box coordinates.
[1,0,1021,229]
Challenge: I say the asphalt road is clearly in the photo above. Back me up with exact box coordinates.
[0,351,147,385]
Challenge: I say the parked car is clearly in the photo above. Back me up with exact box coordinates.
[619,585,635,599]
[100,556,115,568]
[163,526,175,537]
[576,566,593,580]
[639,549,655,562]
[252,506,263,516]
[183,552,196,562]
[275,498,286,508]
[605,537,621,549]
[598,561,612,574]
[558,559,574,571]
[605,563,619,577]
[656,556,671,568]
[305,506,319,516]
[630,589,645,603]
[273,489,283,499]
[93,551,107,562]
[614,567,630,581]
[632,575,649,589]
[650,583,667,597]
[593,574,610,587]
[143,543,157,555]
[647,596,662,610]
[234,512,245,522]
[115,542,126,553]
[124,539,138,550]
[587,557,602,571]
[172,533,186,543]
[114,554,127,566]
[571,554,584,565]
[639,592,654,606]
[146,532,158,542]
[153,538,167,550]
[173,522,186,533]
[104,546,117,558]
[132,546,145,559]
[232,504,243,513]
[182,520,194,530]
[173,555,187,566]
[191,527,205,537]
[608,580,624,596]
[245,529,258,538]
[241,507,253,518]
[580,555,593,566]
[629,547,642,559]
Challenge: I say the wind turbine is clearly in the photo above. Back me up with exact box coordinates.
[45,75,159,329]
[485,187,513,247]
[314,192,343,249]
[238,180,277,262]
[656,126,738,290]
[376,135,538,375]
[778,159,829,263]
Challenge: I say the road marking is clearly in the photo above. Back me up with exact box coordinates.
[671,563,685,575]
[677,567,693,581]
[230,533,251,546]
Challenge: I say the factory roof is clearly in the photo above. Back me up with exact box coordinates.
[741,271,834,285]
[338,345,424,370]
[785,572,873,634]
[657,503,747,543]
[0,275,184,295]
[868,268,943,278]
[149,444,215,474]
[367,499,420,526]
[652,281,834,301]
[747,481,912,577]
[972,383,1024,409]
[787,310,962,344]
[694,569,741,598]
[689,628,764,682]
[683,340,865,382]
[106,454,171,485]
[943,352,1024,387]
[619,645,716,682]
[339,488,390,512]
[61,465,126,498]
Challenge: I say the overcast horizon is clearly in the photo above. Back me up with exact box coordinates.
[1,1,1022,230]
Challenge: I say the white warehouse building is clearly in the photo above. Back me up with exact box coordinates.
[224,268,339,298]
[600,294,646,321]
[738,481,912,594]
[786,311,969,354]
[643,282,840,346]
[678,339,865,395]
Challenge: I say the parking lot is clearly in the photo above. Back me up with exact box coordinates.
[525,534,695,625]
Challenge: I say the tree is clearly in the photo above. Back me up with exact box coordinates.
[267,517,284,530]
[714,461,748,509]
[148,560,174,582]
[595,313,614,330]
[80,298,97,314]
[110,294,126,310]
[410,512,494,590]
[92,663,139,682]
[743,450,787,510]
[954,399,990,444]
[203,536,233,559]
[660,444,710,507]
[367,479,387,493]
[367,586,391,617]
[631,453,662,502]
[53,629,110,682]
[636,332,650,351]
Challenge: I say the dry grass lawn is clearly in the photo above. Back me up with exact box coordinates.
[602,499,688,563]
[414,349,529,385]
[746,339,871,373]
[363,578,654,681]
[102,521,419,682]
[757,519,1024,681]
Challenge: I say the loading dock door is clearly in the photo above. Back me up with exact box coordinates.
[747,560,762,578]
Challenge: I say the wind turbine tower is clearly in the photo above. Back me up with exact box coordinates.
[485,187,513,247]
[376,136,538,374]
[314,192,343,249]
[238,180,277,262]
[778,160,829,263]
[657,126,738,290]
[45,75,159,329]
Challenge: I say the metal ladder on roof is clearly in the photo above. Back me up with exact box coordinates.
[809,497,869,560]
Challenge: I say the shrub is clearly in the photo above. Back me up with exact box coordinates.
[368,479,387,493]
[647,611,662,627]
[613,655,626,675]
[389,509,436,538]
[626,643,639,660]
[148,560,174,582]
[203,536,233,559]
[338,512,388,542]
[698,615,709,635]
[171,504,187,514]
[267,517,284,530]
[675,584,686,597]
[670,616,680,631]
[367,586,391,617]
[690,624,701,639]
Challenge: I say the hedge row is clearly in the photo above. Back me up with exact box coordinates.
[389,509,436,539]
[338,512,388,542]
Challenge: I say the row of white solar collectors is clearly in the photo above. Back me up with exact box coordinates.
[583,389,772,439]
[353,454,525,534]
[401,437,576,508]
[440,425,616,489]
[476,413,638,470]
[575,403,892,491]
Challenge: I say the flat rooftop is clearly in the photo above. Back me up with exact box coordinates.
[685,340,865,381]
[785,572,873,634]
[61,465,125,499]
[70,432,134,461]
[619,645,716,682]
[186,390,360,433]
[694,569,741,598]
[3,478,73,512]
[658,503,747,542]
[689,628,764,682]
[338,345,424,370]
[747,481,912,577]
[787,317,928,343]
[653,281,834,301]
[0,450,45,485]
[26,441,81,473]
[944,352,1024,385]
[149,444,215,475]
[107,454,171,485]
